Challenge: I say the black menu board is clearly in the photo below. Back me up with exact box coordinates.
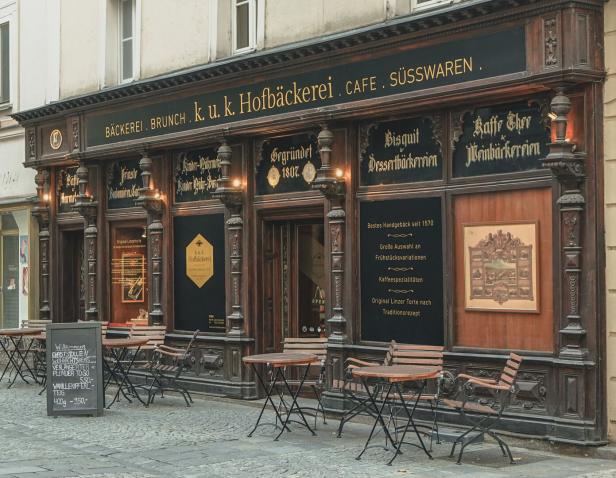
[256,134,320,195]
[46,322,104,417]
[360,117,442,185]
[107,159,141,208]
[173,214,226,332]
[57,166,79,213]
[360,197,444,345]
[452,101,550,177]
[174,147,221,202]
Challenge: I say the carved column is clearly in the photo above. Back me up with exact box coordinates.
[136,152,164,326]
[541,87,587,359]
[73,161,99,321]
[32,169,51,321]
[213,140,244,336]
[312,124,347,344]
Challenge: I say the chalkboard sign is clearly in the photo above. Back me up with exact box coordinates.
[46,322,104,417]
[256,134,321,195]
[452,101,550,177]
[174,147,221,203]
[360,117,442,185]
[360,197,444,345]
[107,159,141,208]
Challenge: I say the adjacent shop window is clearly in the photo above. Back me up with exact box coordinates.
[233,0,256,53]
[119,0,135,82]
[0,22,9,105]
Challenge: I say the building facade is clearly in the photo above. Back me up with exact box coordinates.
[11,0,609,444]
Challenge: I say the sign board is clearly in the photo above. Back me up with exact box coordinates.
[86,27,526,147]
[46,322,104,417]
[174,147,221,202]
[107,159,141,208]
[57,166,79,213]
[360,197,444,344]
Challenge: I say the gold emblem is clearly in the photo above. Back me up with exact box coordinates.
[50,129,63,150]
[302,161,317,184]
[186,234,214,288]
[267,166,281,188]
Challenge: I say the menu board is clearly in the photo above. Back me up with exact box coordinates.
[256,134,321,195]
[360,117,442,185]
[57,166,79,213]
[360,197,444,345]
[452,101,550,177]
[46,322,104,417]
[174,147,221,202]
[107,159,141,208]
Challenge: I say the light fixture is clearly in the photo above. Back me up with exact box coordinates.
[232,178,242,188]
[335,168,344,179]
[548,112,558,121]
[42,193,50,202]
[141,227,147,239]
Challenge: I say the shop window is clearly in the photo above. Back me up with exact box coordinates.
[233,0,256,53]
[119,0,135,82]
[0,22,9,105]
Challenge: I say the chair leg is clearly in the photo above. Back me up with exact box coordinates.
[456,431,485,465]
[488,431,515,464]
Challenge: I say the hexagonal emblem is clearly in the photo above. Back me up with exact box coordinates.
[186,234,214,288]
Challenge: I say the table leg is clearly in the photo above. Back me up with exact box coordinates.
[356,380,397,461]
[2,337,31,386]
[8,337,38,388]
[247,364,291,438]
[274,363,316,441]
[106,348,134,408]
[0,338,18,383]
[116,346,146,406]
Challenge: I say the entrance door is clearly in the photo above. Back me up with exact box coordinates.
[59,230,85,322]
[261,219,326,353]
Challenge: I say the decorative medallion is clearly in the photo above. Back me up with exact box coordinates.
[50,129,63,150]
[302,161,317,184]
[267,166,281,188]
[186,234,214,288]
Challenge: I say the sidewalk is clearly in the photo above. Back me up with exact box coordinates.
[1,384,615,478]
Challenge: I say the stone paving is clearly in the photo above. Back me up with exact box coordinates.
[1,383,616,478]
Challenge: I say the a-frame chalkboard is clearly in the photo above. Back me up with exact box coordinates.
[46,322,104,417]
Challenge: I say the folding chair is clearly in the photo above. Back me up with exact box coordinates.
[144,330,199,407]
[442,352,523,464]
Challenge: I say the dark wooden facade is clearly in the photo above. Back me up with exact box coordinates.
[14,0,607,444]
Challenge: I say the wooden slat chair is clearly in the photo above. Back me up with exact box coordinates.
[144,330,200,407]
[127,324,167,367]
[77,320,109,338]
[442,352,523,465]
[22,319,52,329]
[333,342,394,437]
[280,337,328,427]
[389,342,445,450]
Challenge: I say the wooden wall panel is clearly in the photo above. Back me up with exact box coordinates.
[453,188,553,351]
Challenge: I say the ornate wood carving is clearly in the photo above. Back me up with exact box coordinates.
[544,17,559,67]
[71,119,80,152]
[541,88,587,360]
[32,169,50,321]
[27,129,36,161]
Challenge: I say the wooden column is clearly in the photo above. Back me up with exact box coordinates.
[542,87,587,360]
[136,152,164,326]
[32,169,51,321]
[73,160,99,321]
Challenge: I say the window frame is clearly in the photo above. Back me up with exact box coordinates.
[232,0,257,55]
[118,0,136,83]
[0,15,12,109]
[411,0,452,13]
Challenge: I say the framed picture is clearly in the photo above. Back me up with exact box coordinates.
[463,222,539,313]
[121,253,145,303]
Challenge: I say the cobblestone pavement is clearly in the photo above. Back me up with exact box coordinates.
[1,384,616,478]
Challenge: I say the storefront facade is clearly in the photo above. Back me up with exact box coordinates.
[13,0,607,444]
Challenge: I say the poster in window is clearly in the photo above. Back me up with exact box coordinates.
[121,253,145,303]
[463,222,539,312]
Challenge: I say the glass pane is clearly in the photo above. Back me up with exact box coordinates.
[122,39,133,80]
[121,0,133,40]
[296,223,326,338]
[236,3,249,50]
[1,212,17,231]
[1,22,9,103]
[2,234,19,329]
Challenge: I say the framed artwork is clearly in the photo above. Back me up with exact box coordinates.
[121,253,145,303]
[463,222,539,313]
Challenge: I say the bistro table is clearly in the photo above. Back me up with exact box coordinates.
[352,364,441,465]
[102,337,149,408]
[0,328,44,388]
[243,352,318,440]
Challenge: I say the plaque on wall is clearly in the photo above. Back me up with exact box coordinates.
[57,166,79,213]
[256,134,321,195]
[360,197,444,345]
[360,117,442,185]
[174,214,226,332]
[107,159,141,208]
[174,147,221,202]
[452,101,550,177]
[463,222,539,312]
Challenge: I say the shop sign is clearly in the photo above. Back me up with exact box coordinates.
[174,147,221,202]
[86,27,526,147]
[107,159,141,208]
[452,101,550,177]
[360,197,444,344]
[256,133,320,195]
[360,116,442,185]
[50,129,63,150]
[186,234,214,288]
[57,166,79,213]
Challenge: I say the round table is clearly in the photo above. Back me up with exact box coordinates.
[243,352,318,440]
[0,328,45,387]
[352,364,441,465]
[102,337,150,408]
